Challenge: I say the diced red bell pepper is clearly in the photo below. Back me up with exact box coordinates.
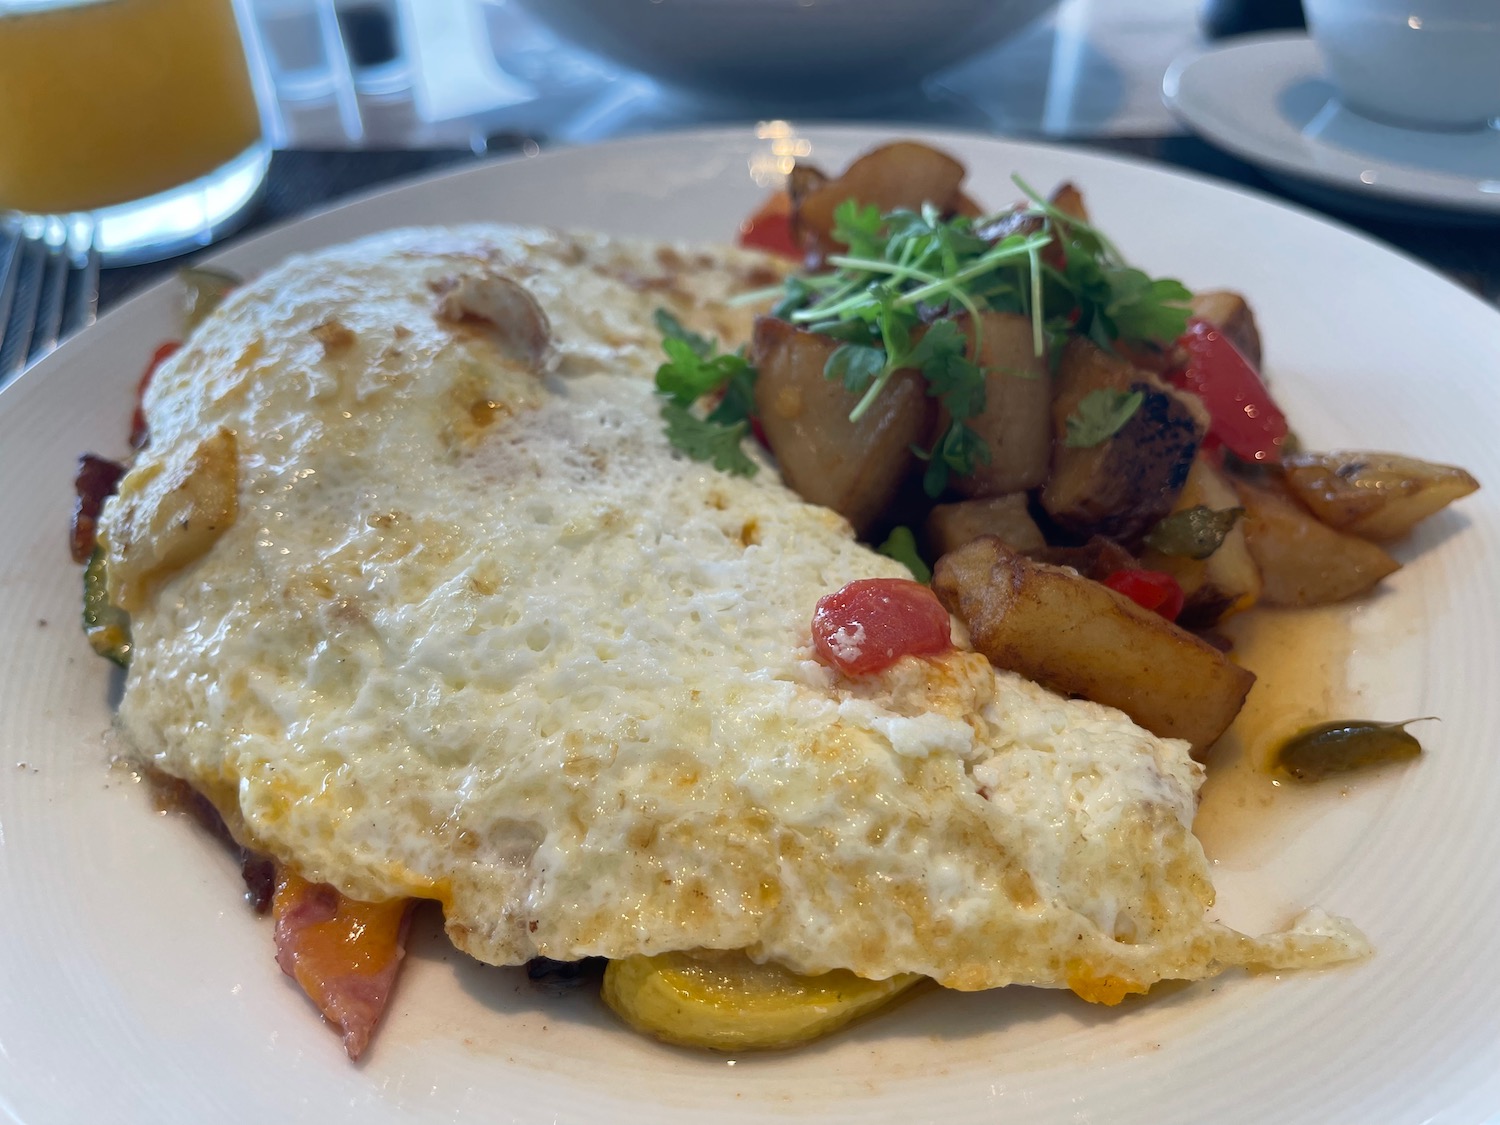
[1168,318,1289,464]
[1102,569,1185,622]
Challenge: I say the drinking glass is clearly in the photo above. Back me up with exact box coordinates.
[0,0,271,263]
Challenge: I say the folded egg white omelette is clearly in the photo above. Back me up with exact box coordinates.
[98,225,1366,1003]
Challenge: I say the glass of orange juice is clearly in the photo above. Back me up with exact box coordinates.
[0,0,270,263]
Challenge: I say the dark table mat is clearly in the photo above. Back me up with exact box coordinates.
[98,137,1500,313]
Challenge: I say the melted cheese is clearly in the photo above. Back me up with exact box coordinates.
[100,225,1366,997]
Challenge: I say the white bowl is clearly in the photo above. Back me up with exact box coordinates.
[506,0,1059,101]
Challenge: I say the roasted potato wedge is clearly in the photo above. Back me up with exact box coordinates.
[949,311,1052,497]
[1140,456,1262,627]
[1041,338,1208,545]
[933,537,1255,755]
[1281,450,1479,542]
[750,317,934,534]
[1188,290,1262,371]
[926,494,1046,557]
[603,950,920,1051]
[794,142,967,251]
[1233,477,1400,606]
[1048,181,1090,224]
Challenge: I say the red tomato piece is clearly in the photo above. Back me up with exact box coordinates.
[1168,318,1289,464]
[812,578,953,676]
[1102,569,1185,622]
[738,190,803,260]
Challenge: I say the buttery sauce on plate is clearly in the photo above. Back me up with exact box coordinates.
[1193,604,1358,863]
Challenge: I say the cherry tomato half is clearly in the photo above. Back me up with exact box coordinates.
[1102,569,1185,623]
[812,578,953,677]
[1168,318,1289,464]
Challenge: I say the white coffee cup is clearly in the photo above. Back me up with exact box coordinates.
[1303,0,1500,131]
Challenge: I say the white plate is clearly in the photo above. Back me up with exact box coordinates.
[2,125,1498,1125]
[1164,33,1500,218]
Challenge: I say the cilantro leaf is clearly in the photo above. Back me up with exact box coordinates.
[825,343,886,394]
[654,306,759,476]
[917,421,990,496]
[876,525,932,583]
[1065,388,1145,448]
[660,402,758,477]
[831,199,886,260]
[1103,269,1192,344]
[653,308,714,358]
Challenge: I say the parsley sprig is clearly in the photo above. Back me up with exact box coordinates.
[653,310,759,477]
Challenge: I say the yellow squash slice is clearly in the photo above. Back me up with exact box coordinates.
[602,950,921,1051]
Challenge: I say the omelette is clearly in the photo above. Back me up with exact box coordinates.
[96,225,1366,1048]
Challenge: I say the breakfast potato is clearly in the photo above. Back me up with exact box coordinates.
[1188,290,1262,371]
[1049,181,1090,223]
[750,317,934,534]
[1041,338,1208,546]
[1139,456,1262,627]
[1023,535,1137,583]
[926,493,1046,557]
[949,312,1052,497]
[793,141,967,251]
[1232,477,1400,606]
[1280,450,1480,542]
[933,537,1255,756]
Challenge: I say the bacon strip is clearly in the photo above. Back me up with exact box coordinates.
[70,453,125,563]
[271,870,413,1060]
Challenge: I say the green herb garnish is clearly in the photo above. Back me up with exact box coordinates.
[1065,388,1145,448]
[653,309,759,477]
[741,180,1192,495]
[876,525,931,583]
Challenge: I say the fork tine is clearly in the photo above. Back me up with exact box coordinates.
[62,243,101,339]
[0,235,46,383]
[28,236,70,365]
[0,225,21,372]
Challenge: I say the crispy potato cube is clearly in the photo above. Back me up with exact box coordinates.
[794,142,967,251]
[750,317,934,534]
[926,494,1045,557]
[948,311,1052,497]
[1041,338,1208,545]
[1048,182,1090,223]
[1233,477,1400,606]
[933,537,1254,755]
[1281,450,1480,542]
[1023,536,1137,583]
[1188,290,1262,371]
[950,190,985,218]
[1140,456,1262,627]
[101,427,239,612]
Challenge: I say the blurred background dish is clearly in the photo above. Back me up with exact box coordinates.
[1164,33,1500,220]
[506,0,1059,102]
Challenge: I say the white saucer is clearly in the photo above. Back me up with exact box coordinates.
[1164,32,1500,219]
